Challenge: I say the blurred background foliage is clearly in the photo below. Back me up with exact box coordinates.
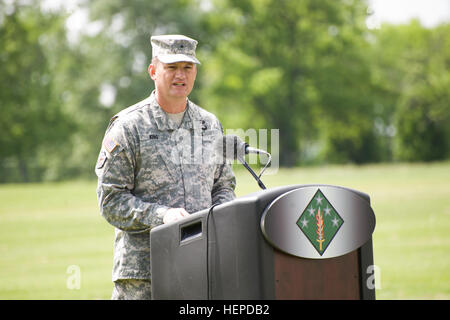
[0,0,449,182]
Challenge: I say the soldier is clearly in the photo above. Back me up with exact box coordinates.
[95,34,236,299]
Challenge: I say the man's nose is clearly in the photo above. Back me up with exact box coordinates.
[174,67,186,78]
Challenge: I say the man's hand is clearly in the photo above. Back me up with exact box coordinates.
[163,208,190,224]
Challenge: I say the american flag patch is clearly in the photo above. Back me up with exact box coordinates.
[104,135,118,153]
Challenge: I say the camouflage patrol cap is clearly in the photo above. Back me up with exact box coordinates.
[151,34,201,65]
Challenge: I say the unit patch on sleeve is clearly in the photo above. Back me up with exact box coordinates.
[96,150,107,169]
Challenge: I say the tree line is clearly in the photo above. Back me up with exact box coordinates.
[0,0,449,182]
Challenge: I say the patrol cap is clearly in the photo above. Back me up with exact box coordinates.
[151,34,201,65]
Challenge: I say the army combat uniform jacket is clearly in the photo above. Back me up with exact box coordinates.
[95,92,236,281]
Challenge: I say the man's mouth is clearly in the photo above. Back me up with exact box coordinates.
[173,82,185,86]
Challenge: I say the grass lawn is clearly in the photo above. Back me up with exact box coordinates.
[0,162,449,299]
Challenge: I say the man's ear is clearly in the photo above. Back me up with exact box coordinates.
[148,63,156,80]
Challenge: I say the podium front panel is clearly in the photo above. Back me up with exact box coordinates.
[150,184,376,300]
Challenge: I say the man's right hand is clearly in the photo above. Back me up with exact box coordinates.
[162,208,190,224]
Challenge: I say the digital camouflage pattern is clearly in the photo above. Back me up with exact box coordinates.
[151,34,201,65]
[111,279,152,300]
[95,92,236,281]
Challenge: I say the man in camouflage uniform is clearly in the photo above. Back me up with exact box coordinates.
[95,35,236,299]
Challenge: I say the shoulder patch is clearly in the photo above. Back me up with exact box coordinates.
[96,150,107,169]
[104,134,119,153]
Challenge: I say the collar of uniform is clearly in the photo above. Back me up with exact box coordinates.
[148,92,203,131]
[147,92,178,131]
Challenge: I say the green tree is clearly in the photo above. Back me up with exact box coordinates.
[371,21,450,162]
[0,2,75,182]
[199,0,379,165]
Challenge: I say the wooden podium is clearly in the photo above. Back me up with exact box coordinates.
[150,184,376,299]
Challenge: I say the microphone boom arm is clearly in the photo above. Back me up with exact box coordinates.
[237,154,267,190]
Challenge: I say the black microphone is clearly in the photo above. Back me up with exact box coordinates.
[217,134,246,161]
[215,135,270,190]
[217,135,271,161]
